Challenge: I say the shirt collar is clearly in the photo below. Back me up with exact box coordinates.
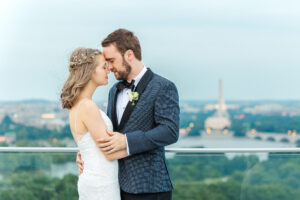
[131,66,147,87]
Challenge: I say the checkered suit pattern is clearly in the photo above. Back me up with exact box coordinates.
[107,72,180,194]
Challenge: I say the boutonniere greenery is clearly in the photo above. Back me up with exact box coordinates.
[128,92,139,106]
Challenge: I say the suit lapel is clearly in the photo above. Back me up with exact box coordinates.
[118,68,154,131]
[111,87,119,131]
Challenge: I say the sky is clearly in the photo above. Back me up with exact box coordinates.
[1,0,300,101]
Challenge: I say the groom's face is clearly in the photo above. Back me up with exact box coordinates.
[103,44,131,80]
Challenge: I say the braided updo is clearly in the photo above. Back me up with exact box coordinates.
[60,48,102,109]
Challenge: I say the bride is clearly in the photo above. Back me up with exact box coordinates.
[60,48,128,200]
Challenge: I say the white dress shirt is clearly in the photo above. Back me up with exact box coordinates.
[116,66,147,154]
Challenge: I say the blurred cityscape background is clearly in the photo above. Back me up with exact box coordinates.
[1,79,300,149]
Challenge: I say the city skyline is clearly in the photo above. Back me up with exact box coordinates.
[1,0,300,101]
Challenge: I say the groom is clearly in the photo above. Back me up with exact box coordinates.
[77,29,179,200]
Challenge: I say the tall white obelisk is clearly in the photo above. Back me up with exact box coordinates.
[218,79,226,111]
[204,79,231,132]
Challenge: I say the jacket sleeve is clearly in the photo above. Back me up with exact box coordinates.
[106,87,114,118]
[125,81,180,155]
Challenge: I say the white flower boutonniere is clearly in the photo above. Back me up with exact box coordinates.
[128,92,139,106]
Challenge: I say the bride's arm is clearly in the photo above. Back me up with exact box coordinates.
[81,100,129,161]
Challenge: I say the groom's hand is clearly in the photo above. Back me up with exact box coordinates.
[97,130,127,154]
[76,152,84,175]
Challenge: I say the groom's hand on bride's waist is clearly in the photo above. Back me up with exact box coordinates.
[76,152,84,175]
[97,130,127,154]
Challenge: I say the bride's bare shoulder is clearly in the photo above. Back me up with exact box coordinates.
[80,100,100,116]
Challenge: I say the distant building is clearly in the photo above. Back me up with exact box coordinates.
[0,102,69,131]
[0,136,6,142]
[0,131,15,145]
[204,80,232,132]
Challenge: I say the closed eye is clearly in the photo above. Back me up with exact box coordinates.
[106,58,114,63]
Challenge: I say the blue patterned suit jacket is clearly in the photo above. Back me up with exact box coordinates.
[106,69,180,194]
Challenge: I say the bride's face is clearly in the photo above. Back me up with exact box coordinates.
[91,55,110,86]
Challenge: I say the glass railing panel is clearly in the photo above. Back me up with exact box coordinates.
[0,152,78,200]
[168,151,300,200]
[1,149,300,200]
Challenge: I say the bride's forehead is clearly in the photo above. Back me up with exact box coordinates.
[94,54,105,62]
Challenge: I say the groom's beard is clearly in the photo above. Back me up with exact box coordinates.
[116,57,132,80]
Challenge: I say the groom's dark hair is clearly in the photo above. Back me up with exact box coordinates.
[102,29,142,61]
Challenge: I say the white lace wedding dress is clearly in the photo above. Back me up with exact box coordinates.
[77,109,120,200]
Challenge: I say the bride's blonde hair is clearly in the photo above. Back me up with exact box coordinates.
[60,47,101,109]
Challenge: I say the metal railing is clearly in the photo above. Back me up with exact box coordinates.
[1,147,300,153]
